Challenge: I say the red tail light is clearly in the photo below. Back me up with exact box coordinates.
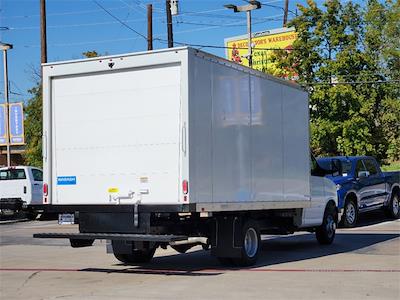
[43,183,48,196]
[182,180,188,195]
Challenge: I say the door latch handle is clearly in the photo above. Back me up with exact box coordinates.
[112,191,135,201]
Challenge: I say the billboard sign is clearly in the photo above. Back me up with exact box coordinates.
[224,27,297,75]
[9,102,25,145]
[0,104,6,146]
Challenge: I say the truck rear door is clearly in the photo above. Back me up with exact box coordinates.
[50,64,182,205]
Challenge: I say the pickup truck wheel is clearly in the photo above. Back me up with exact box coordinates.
[232,220,261,267]
[113,247,156,264]
[316,204,337,245]
[341,200,358,228]
[385,193,400,219]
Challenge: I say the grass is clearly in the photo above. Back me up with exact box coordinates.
[381,161,400,172]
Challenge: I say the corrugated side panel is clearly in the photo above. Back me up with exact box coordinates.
[51,64,182,205]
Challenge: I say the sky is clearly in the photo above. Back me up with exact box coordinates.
[1,0,366,103]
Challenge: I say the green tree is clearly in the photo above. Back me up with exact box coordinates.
[82,50,100,58]
[23,84,42,167]
[273,0,400,162]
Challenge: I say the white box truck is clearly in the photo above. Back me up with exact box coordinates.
[35,47,339,266]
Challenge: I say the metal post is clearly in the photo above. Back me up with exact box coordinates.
[224,1,261,68]
[147,4,153,51]
[166,0,173,48]
[247,10,252,68]
[3,49,10,167]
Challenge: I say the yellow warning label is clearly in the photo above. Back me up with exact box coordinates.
[108,188,119,193]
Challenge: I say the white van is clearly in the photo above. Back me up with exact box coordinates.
[0,166,43,219]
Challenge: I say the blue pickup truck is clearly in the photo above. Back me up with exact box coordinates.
[316,156,400,227]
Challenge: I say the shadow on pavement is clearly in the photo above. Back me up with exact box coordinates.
[352,209,395,228]
[81,231,399,276]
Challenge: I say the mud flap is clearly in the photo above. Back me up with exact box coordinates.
[210,215,243,258]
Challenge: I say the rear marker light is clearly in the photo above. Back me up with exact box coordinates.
[182,180,188,195]
[43,183,48,196]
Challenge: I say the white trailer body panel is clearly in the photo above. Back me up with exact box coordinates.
[187,52,309,210]
[44,50,188,205]
[43,47,310,211]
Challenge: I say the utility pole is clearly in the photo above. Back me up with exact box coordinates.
[147,4,153,50]
[166,0,173,48]
[283,0,289,27]
[40,0,47,64]
[1,42,13,167]
[224,1,261,68]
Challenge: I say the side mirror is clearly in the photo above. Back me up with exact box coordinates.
[358,171,370,178]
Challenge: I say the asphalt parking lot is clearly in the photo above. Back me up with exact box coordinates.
[1,211,399,300]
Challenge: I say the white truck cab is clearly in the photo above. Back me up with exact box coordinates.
[0,166,43,219]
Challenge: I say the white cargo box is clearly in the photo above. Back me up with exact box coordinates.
[43,47,310,212]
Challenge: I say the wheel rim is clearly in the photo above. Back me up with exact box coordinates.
[326,215,336,238]
[392,196,399,215]
[345,202,356,224]
[244,228,258,258]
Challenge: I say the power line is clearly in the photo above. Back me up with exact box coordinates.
[175,14,283,27]
[93,0,148,41]
[2,6,127,19]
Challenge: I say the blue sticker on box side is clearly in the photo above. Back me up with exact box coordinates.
[57,176,77,185]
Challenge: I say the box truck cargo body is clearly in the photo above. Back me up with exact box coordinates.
[36,48,339,266]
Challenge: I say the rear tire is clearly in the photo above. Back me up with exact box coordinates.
[341,199,358,228]
[232,220,261,267]
[385,193,400,219]
[111,241,157,265]
[316,203,337,245]
[113,248,156,264]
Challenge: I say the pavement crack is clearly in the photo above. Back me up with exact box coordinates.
[18,271,40,292]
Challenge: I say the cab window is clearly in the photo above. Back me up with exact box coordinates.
[363,159,378,176]
[341,161,352,176]
[0,169,27,180]
[31,169,43,182]
[355,160,366,177]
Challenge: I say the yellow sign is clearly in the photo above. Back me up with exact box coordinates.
[108,187,119,193]
[225,27,297,75]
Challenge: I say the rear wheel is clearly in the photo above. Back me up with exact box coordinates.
[341,199,358,228]
[113,248,156,264]
[385,193,400,219]
[316,203,337,245]
[232,220,261,267]
[112,241,157,264]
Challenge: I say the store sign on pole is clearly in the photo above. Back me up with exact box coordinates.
[0,104,7,146]
[9,102,25,145]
